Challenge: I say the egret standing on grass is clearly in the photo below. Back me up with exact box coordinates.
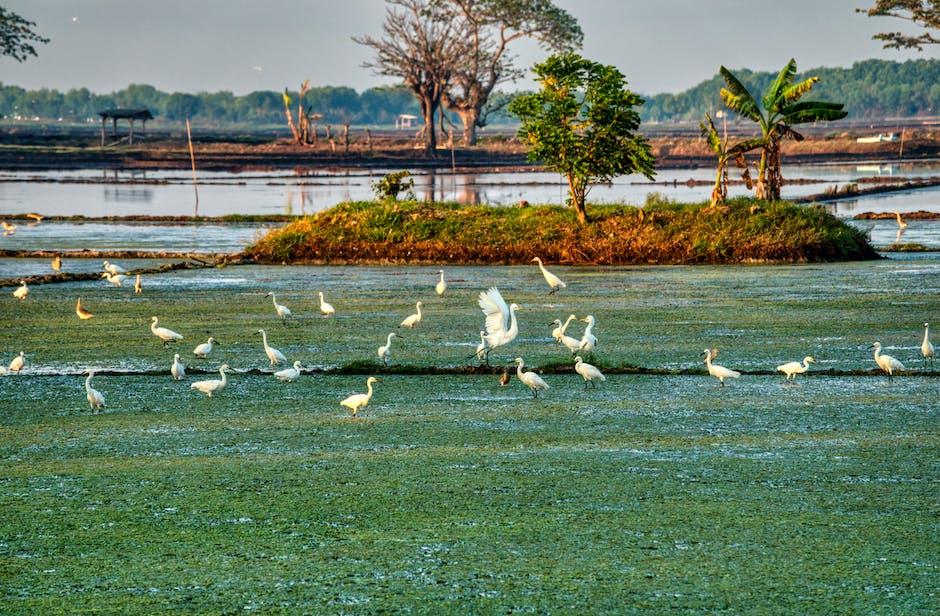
[274,360,302,382]
[513,357,549,398]
[578,315,598,355]
[190,364,230,397]
[400,301,423,328]
[171,354,186,380]
[574,356,606,388]
[702,348,740,386]
[475,330,488,363]
[776,356,815,382]
[8,351,26,373]
[531,257,566,294]
[551,314,577,345]
[12,280,28,300]
[922,322,934,369]
[192,337,218,359]
[435,270,447,297]
[84,370,106,411]
[266,292,292,319]
[341,376,378,417]
[478,287,522,356]
[257,329,287,365]
[318,291,335,317]
[151,316,183,347]
[378,332,398,366]
[76,297,94,320]
[868,342,905,381]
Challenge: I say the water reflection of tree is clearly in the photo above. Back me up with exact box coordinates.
[420,169,482,204]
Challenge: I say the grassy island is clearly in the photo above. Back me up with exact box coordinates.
[248,198,879,265]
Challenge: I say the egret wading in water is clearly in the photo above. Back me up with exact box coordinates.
[513,357,549,398]
[378,332,398,366]
[151,316,183,347]
[103,260,127,275]
[134,274,142,294]
[400,301,423,328]
[922,322,934,369]
[574,356,606,388]
[894,211,908,229]
[9,351,26,373]
[341,376,378,417]
[478,287,522,358]
[171,354,186,380]
[84,370,106,411]
[266,292,292,319]
[75,297,94,320]
[702,348,740,386]
[868,342,905,381]
[12,280,28,300]
[531,257,566,294]
[257,329,287,365]
[51,255,62,272]
[101,272,126,287]
[190,364,230,397]
[435,270,447,297]
[274,360,302,382]
[318,292,335,317]
[192,337,218,359]
[776,356,815,382]
[2,220,16,235]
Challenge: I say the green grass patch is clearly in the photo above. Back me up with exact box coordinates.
[246,198,879,265]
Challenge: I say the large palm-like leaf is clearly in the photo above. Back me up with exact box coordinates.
[762,58,798,110]
[718,66,761,122]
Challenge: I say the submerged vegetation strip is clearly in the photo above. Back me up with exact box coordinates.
[247,198,880,265]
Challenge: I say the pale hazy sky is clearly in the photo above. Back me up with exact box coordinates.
[1,0,935,96]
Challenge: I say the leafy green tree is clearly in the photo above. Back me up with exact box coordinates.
[164,92,203,121]
[0,7,48,62]
[719,59,847,200]
[859,1,939,50]
[509,53,655,224]
[699,113,764,206]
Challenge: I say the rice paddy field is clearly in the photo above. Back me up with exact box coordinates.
[1,257,938,614]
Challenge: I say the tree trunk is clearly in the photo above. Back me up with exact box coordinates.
[420,99,438,156]
[567,174,587,224]
[455,107,479,145]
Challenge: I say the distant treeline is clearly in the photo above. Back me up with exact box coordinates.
[1,59,938,128]
[641,59,940,123]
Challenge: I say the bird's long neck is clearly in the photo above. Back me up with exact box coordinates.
[219,368,227,384]
[508,306,519,336]
[150,320,158,333]
[516,361,525,378]
[924,326,930,344]
[271,294,278,306]
[365,381,374,400]
[260,331,268,344]
[416,304,422,317]
[85,373,93,389]
[386,333,394,346]
[562,315,575,332]
[873,346,881,360]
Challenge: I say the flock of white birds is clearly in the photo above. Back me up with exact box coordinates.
[3,256,936,411]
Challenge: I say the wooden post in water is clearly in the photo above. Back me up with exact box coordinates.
[186,119,199,217]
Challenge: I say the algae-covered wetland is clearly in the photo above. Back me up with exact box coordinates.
[1,257,937,613]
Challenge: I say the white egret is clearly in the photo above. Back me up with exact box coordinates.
[377,332,398,366]
[701,348,740,386]
[102,260,127,275]
[52,255,62,272]
[151,316,184,347]
[84,370,106,411]
[9,351,26,373]
[257,329,287,365]
[868,342,905,381]
[12,280,28,300]
[894,211,908,229]
[171,354,186,380]
[475,330,488,363]
[435,270,447,296]
[266,292,292,319]
[776,356,815,382]
[559,332,583,353]
[531,257,566,294]
[134,274,142,294]
[400,301,423,328]
[192,336,218,359]
[478,287,522,354]
[2,220,16,235]
[578,315,598,354]
[26,213,42,224]
[922,322,934,369]
[318,291,335,317]
[513,357,549,398]
[551,314,577,345]
[274,360,302,382]
[76,297,94,320]
[190,364,230,397]
[101,272,127,287]
[341,376,378,417]
[574,356,606,388]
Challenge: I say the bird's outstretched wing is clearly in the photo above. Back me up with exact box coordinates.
[478,287,509,340]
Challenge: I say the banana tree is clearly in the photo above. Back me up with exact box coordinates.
[719,59,847,200]
[699,113,764,206]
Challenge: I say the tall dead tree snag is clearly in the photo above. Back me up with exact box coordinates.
[282,80,323,146]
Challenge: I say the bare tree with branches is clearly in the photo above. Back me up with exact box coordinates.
[354,0,472,155]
